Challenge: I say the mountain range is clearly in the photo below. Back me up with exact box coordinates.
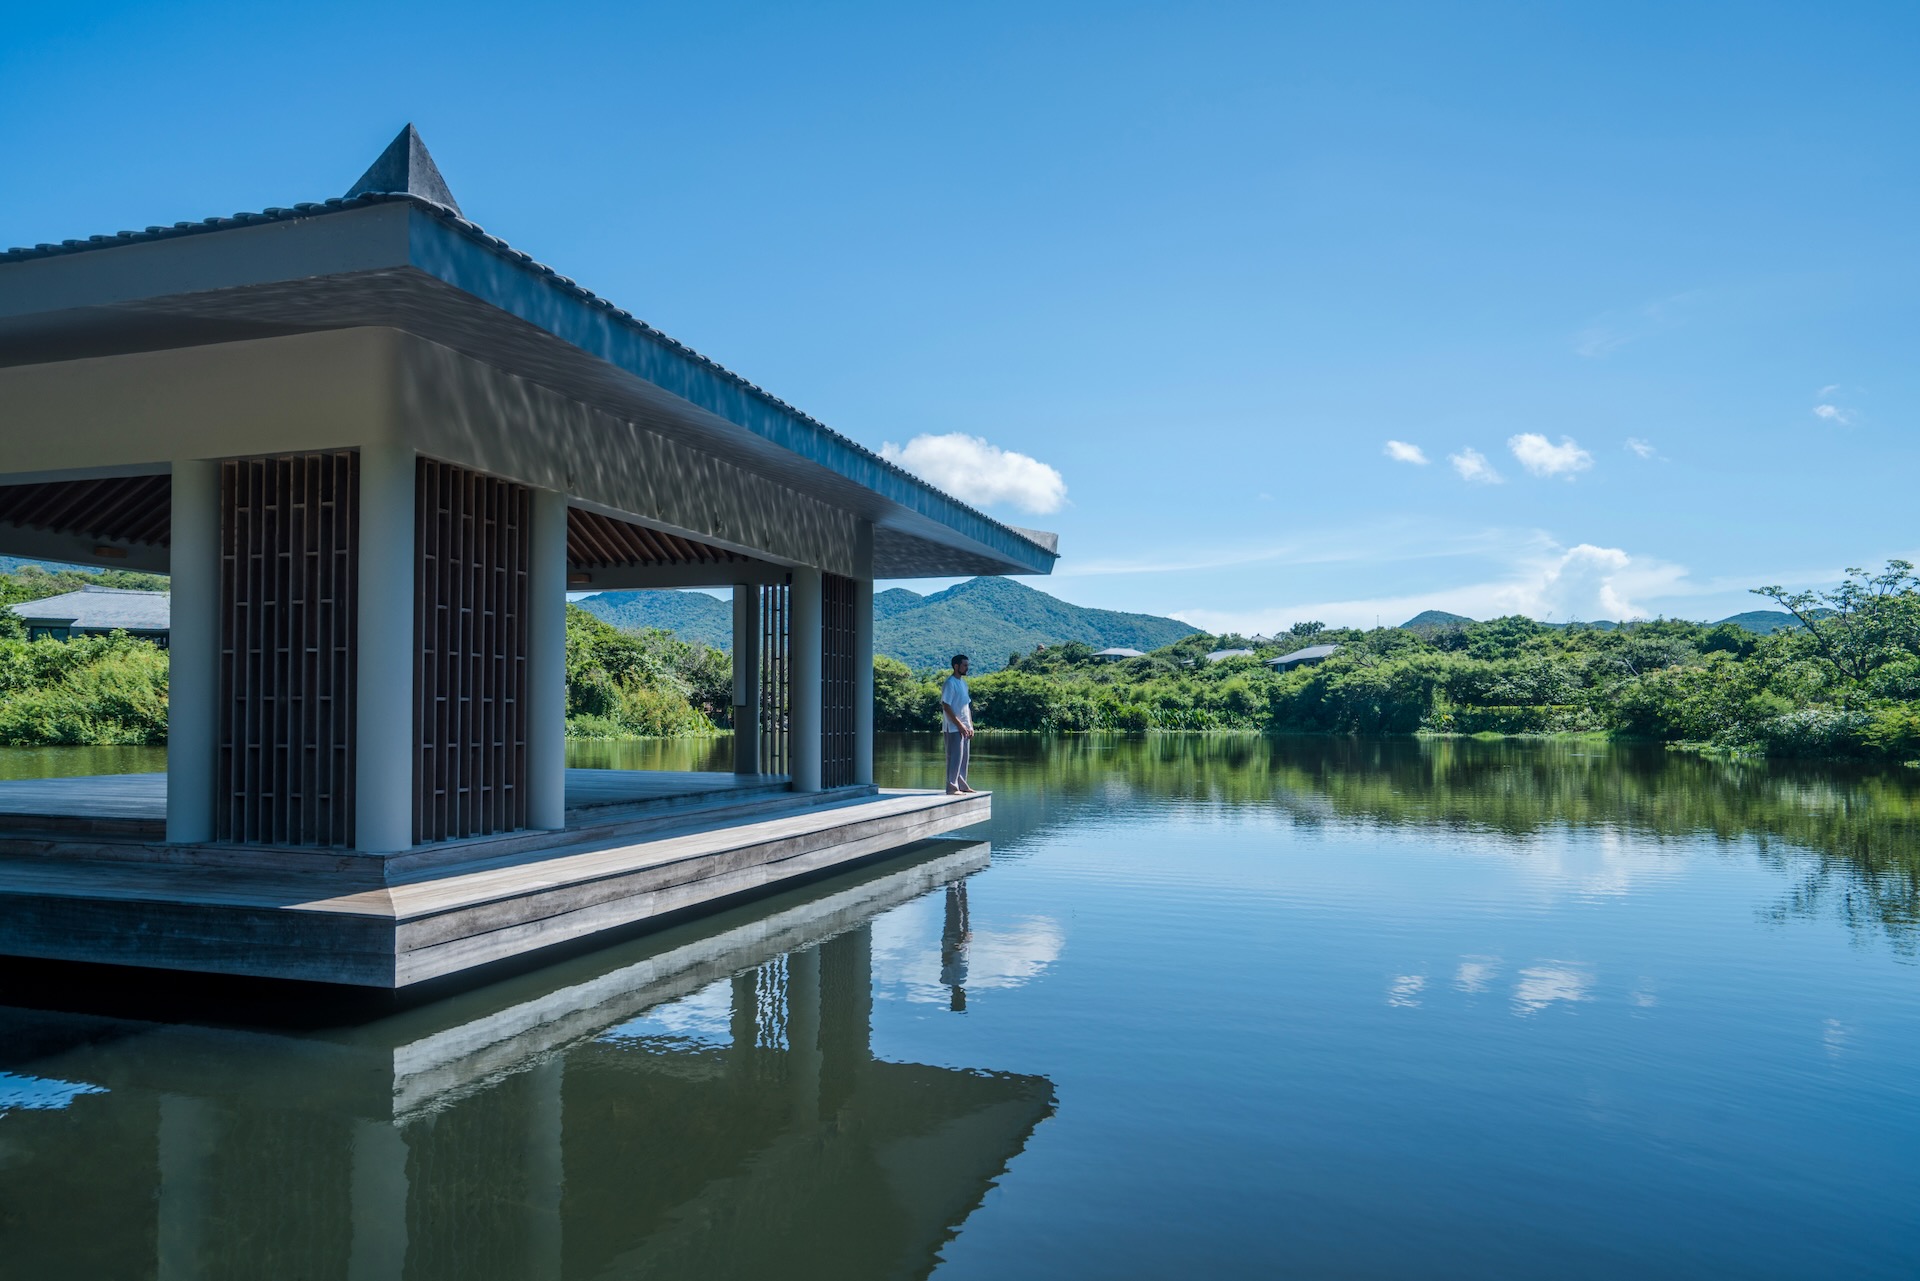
[574,577,1200,672]
[1399,608,1807,634]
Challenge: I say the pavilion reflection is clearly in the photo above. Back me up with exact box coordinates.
[0,840,1053,1281]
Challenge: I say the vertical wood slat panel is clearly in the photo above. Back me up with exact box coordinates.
[217,453,358,846]
[413,459,530,844]
[820,572,856,789]
[759,579,791,777]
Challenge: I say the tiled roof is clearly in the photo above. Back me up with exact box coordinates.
[1268,644,1340,664]
[1204,648,1255,662]
[2,190,1055,565]
[10,586,170,632]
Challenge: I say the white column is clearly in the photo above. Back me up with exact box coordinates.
[166,461,220,844]
[787,944,821,1126]
[525,1059,564,1280]
[732,584,761,775]
[789,567,822,792]
[355,444,416,853]
[348,1119,410,1281]
[157,1094,212,1281]
[527,489,568,830]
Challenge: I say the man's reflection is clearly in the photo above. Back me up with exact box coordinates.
[940,881,972,1012]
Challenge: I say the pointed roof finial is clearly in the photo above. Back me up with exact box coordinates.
[345,124,462,215]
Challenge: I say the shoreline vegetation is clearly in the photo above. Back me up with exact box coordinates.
[2,562,1916,766]
[881,560,1920,765]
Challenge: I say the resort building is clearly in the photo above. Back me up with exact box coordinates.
[1267,643,1340,672]
[8,585,170,645]
[1204,647,1255,663]
[0,126,1057,986]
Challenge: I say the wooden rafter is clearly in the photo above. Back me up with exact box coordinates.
[565,507,745,569]
[0,474,171,547]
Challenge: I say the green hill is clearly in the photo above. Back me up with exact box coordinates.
[574,577,1199,672]
[1401,610,1474,628]
[1712,610,1809,634]
[573,589,733,649]
[878,578,1199,670]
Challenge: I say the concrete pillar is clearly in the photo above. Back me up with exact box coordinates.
[355,444,417,853]
[789,567,822,792]
[166,461,220,844]
[818,923,873,1115]
[527,489,568,830]
[787,945,821,1126]
[732,584,761,775]
[730,970,759,1065]
[157,1094,213,1281]
[852,521,875,787]
[348,1119,410,1281]
[525,1059,564,1280]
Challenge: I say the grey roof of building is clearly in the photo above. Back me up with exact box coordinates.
[1093,647,1145,658]
[1204,648,1255,662]
[0,127,1057,579]
[1268,643,1340,665]
[11,586,169,631]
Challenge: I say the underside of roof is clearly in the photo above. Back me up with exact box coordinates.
[0,131,1058,581]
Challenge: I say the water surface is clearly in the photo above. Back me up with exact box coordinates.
[2,735,1917,1278]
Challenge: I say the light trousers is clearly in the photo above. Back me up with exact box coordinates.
[944,731,970,791]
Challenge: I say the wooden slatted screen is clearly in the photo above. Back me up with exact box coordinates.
[217,454,358,846]
[414,459,531,845]
[821,572,856,789]
[759,579,790,777]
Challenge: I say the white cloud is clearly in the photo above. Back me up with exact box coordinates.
[879,433,1066,514]
[1508,433,1593,478]
[1625,437,1656,459]
[1489,542,1689,621]
[1813,404,1852,426]
[1384,440,1430,465]
[1174,536,1694,633]
[1450,448,1503,484]
[1817,383,1841,396]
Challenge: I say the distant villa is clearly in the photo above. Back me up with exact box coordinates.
[8,586,169,645]
[1267,643,1339,672]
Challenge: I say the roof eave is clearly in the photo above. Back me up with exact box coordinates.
[2,196,1059,577]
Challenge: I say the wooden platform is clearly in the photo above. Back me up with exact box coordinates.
[0,777,991,987]
[0,769,796,840]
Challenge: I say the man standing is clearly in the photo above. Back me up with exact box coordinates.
[940,654,975,795]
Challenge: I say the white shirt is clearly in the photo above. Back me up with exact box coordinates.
[940,675,972,732]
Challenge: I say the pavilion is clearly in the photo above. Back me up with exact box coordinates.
[0,126,1056,985]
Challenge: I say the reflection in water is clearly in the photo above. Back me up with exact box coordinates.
[1453,956,1500,993]
[0,841,1054,1281]
[909,732,1920,949]
[2,735,1918,1277]
[941,883,970,1011]
[1511,963,1594,1016]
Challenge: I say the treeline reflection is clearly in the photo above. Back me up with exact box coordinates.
[882,733,1920,949]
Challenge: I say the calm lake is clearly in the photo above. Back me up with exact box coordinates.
[2,734,1918,1279]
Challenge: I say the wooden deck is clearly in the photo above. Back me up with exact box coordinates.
[0,769,795,839]
[0,771,991,987]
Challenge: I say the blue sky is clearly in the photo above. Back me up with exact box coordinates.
[6,1,1917,629]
